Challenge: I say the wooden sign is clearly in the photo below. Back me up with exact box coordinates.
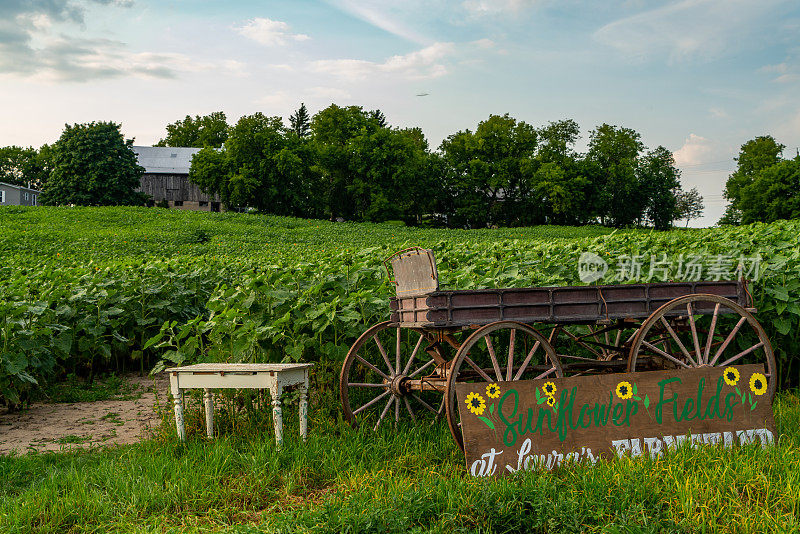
[455,365,775,477]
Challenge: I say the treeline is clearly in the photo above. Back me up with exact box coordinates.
[1,108,704,229]
[721,136,800,225]
[177,106,703,229]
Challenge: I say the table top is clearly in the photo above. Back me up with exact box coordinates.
[165,363,314,373]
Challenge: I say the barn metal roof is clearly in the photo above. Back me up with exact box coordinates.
[132,146,202,175]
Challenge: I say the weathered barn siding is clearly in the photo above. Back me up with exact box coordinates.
[132,146,222,211]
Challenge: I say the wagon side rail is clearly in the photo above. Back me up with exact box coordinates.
[391,279,751,328]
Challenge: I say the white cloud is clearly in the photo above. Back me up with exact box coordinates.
[0,0,242,82]
[325,0,432,44]
[673,133,714,166]
[235,18,310,47]
[462,0,539,17]
[308,86,352,100]
[709,107,728,119]
[774,109,800,141]
[760,59,800,84]
[594,0,791,63]
[312,42,456,81]
[256,87,352,113]
[472,38,495,49]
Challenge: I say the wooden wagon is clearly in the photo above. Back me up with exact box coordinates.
[339,248,776,449]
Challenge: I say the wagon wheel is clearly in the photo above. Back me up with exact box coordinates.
[550,320,648,376]
[444,321,563,450]
[628,294,776,400]
[340,321,448,430]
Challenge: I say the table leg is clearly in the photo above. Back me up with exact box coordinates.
[272,386,283,447]
[173,388,185,441]
[299,387,308,441]
[204,388,214,439]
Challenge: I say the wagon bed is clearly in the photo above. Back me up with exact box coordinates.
[391,280,748,328]
[342,247,773,450]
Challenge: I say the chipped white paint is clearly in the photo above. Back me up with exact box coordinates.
[167,363,313,445]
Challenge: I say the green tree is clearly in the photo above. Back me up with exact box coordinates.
[586,124,645,227]
[675,187,705,227]
[439,114,538,228]
[739,158,800,224]
[0,146,49,189]
[289,103,311,138]
[638,146,681,230]
[190,113,318,215]
[531,119,592,224]
[720,136,785,225]
[348,126,433,223]
[40,122,145,206]
[156,111,228,148]
[310,104,383,220]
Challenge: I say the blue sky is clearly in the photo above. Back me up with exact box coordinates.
[1,0,799,225]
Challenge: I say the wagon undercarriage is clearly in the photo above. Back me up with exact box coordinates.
[339,248,776,450]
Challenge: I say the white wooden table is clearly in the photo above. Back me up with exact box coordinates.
[165,363,313,445]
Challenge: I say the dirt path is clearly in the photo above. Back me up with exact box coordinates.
[0,374,169,454]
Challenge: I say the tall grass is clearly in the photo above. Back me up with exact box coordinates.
[1,392,797,533]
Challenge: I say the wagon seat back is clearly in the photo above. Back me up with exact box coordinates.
[385,247,439,298]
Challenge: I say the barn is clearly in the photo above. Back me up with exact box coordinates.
[132,146,222,211]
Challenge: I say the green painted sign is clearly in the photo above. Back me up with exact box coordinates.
[456,365,775,477]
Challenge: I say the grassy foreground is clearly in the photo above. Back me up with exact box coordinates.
[1,391,798,534]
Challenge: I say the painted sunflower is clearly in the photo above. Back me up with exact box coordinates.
[615,381,633,400]
[465,392,486,415]
[749,373,767,396]
[542,381,557,396]
[547,395,556,407]
[486,383,501,398]
[723,367,740,386]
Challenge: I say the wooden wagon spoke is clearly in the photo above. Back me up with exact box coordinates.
[437,396,446,416]
[407,358,435,378]
[563,328,604,359]
[558,354,602,362]
[708,316,747,366]
[463,355,494,383]
[717,341,765,368]
[402,334,426,375]
[352,390,390,415]
[412,393,438,414]
[506,329,516,381]
[395,394,400,423]
[686,302,703,364]
[703,303,721,364]
[485,336,503,382]
[642,341,691,369]
[404,396,416,422]
[395,327,401,375]
[373,336,395,376]
[534,367,556,380]
[659,317,698,367]
[348,382,389,388]
[355,354,390,381]
[512,340,541,381]
[374,396,395,431]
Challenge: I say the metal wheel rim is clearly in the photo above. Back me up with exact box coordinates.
[340,321,441,429]
[444,320,562,451]
[628,294,777,401]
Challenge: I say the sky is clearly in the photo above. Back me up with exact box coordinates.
[1,0,799,226]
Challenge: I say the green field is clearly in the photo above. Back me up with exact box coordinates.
[0,393,798,533]
[1,206,800,532]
